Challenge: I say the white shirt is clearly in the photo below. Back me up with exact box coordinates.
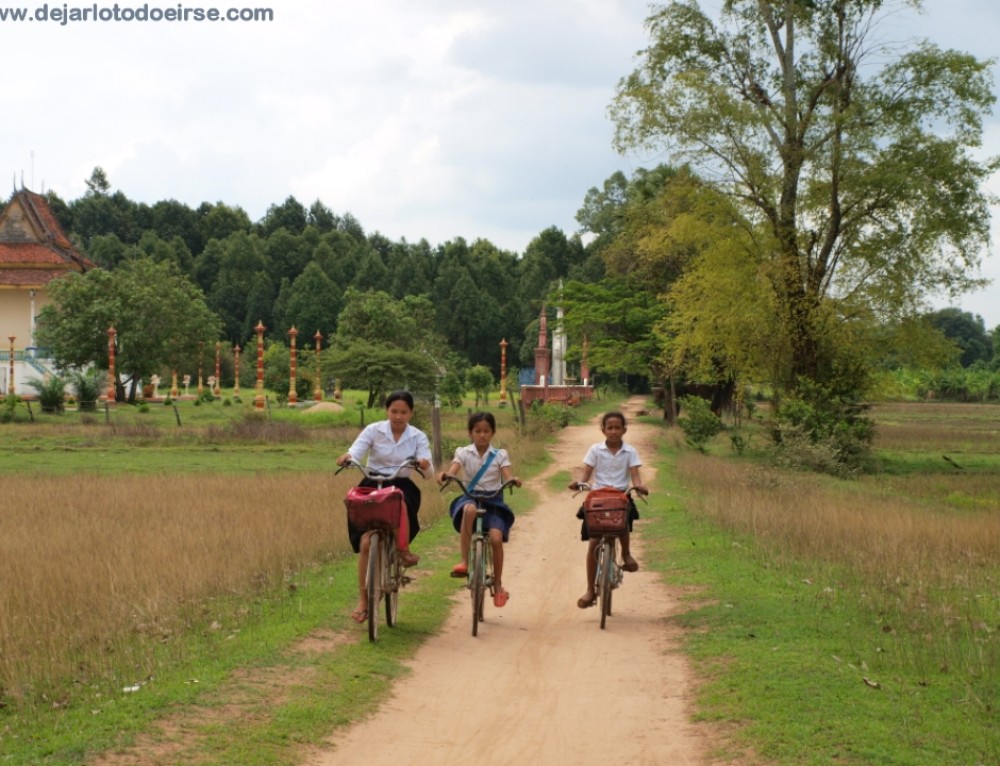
[583,441,641,491]
[451,444,510,493]
[347,420,432,477]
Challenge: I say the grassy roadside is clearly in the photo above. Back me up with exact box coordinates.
[644,439,998,765]
[1,394,607,765]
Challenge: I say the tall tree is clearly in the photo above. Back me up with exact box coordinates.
[35,258,220,402]
[611,0,997,396]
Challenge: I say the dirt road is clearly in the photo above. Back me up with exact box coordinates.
[307,397,714,766]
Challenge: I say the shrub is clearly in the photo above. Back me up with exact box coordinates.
[27,375,66,414]
[69,369,104,411]
[770,379,876,476]
[677,395,723,452]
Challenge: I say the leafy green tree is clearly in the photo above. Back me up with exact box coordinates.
[208,231,270,342]
[925,308,993,368]
[328,289,445,406]
[556,277,667,382]
[611,0,997,398]
[284,262,342,340]
[196,202,252,244]
[465,365,494,407]
[260,196,307,237]
[35,258,220,402]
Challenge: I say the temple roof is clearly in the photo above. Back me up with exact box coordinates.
[0,188,93,287]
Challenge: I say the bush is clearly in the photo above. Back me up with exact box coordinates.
[27,375,66,414]
[769,379,875,477]
[69,369,104,411]
[1,392,18,423]
[677,395,723,452]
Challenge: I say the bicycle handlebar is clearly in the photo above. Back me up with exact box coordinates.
[336,457,426,482]
[439,475,518,498]
[570,482,648,503]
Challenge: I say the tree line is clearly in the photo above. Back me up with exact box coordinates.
[30,1,1000,473]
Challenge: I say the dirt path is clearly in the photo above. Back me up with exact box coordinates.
[306,397,714,766]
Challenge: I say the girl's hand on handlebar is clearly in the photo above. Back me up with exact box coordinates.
[437,471,455,485]
[632,485,649,496]
[512,477,522,488]
[335,454,354,467]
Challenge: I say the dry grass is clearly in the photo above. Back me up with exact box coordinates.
[0,472,449,705]
[676,453,999,682]
[872,402,1000,453]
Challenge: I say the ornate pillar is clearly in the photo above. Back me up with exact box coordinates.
[105,327,117,404]
[233,344,241,397]
[499,338,508,407]
[197,341,204,396]
[254,321,266,411]
[581,335,590,386]
[6,335,14,395]
[287,326,298,405]
[313,330,323,401]
[170,369,179,398]
[213,341,221,396]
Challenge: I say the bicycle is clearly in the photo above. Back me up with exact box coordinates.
[338,458,424,642]
[440,475,518,637]
[572,482,647,630]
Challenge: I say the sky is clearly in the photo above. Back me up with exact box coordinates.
[2,0,999,329]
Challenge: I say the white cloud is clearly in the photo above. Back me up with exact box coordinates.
[2,0,997,325]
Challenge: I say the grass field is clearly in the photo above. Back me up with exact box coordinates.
[2,394,998,765]
[652,401,1000,765]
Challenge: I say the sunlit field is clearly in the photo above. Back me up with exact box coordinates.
[0,394,558,709]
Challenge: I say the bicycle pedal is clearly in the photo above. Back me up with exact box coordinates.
[400,575,412,586]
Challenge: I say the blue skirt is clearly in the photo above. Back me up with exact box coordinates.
[449,494,515,542]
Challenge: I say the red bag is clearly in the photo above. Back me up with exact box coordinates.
[583,488,629,537]
[345,486,406,529]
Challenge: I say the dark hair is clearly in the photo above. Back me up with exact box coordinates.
[601,411,627,428]
[467,411,497,433]
[384,390,414,410]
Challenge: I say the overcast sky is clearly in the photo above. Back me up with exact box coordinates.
[3,0,999,328]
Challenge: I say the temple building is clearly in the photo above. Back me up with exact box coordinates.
[0,187,94,395]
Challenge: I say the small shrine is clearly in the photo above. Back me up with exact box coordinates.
[519,304,593,406]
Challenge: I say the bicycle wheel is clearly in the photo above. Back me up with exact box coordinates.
[598,539,614,630]
[384,535,399,628]
[367,531,382,642]
[471,537,486,637]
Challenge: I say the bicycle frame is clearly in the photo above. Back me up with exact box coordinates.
[440,475,517,637]
[573,483,645,630]
[338,458,423,642]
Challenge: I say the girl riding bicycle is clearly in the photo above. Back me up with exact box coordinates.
[336,390,432,624]
[437,412,521,608]
[568,411,648,609]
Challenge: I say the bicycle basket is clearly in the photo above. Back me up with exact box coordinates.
[345,486,405,529]
[583,488,629,536]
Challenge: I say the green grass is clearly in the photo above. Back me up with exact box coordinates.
[646,447,999,766]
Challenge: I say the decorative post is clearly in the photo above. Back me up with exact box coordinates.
[287,326,299,405]
[499,337,508,407]
[232,344,241,397]
[213,341,221,397]
[170,369,179,398]
[581,335,590,386]
[6,335,14,396]
[105,327,117,404]
[197,341,204,396]
[313,330,323,401]
[254,321,266,411]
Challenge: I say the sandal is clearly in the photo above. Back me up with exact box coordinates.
[350,607,368,624]
[398,550,420,568]
[577,593,597,609]
[493,590,509,608]
[450,562,468,578]
[623,555,639,573]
